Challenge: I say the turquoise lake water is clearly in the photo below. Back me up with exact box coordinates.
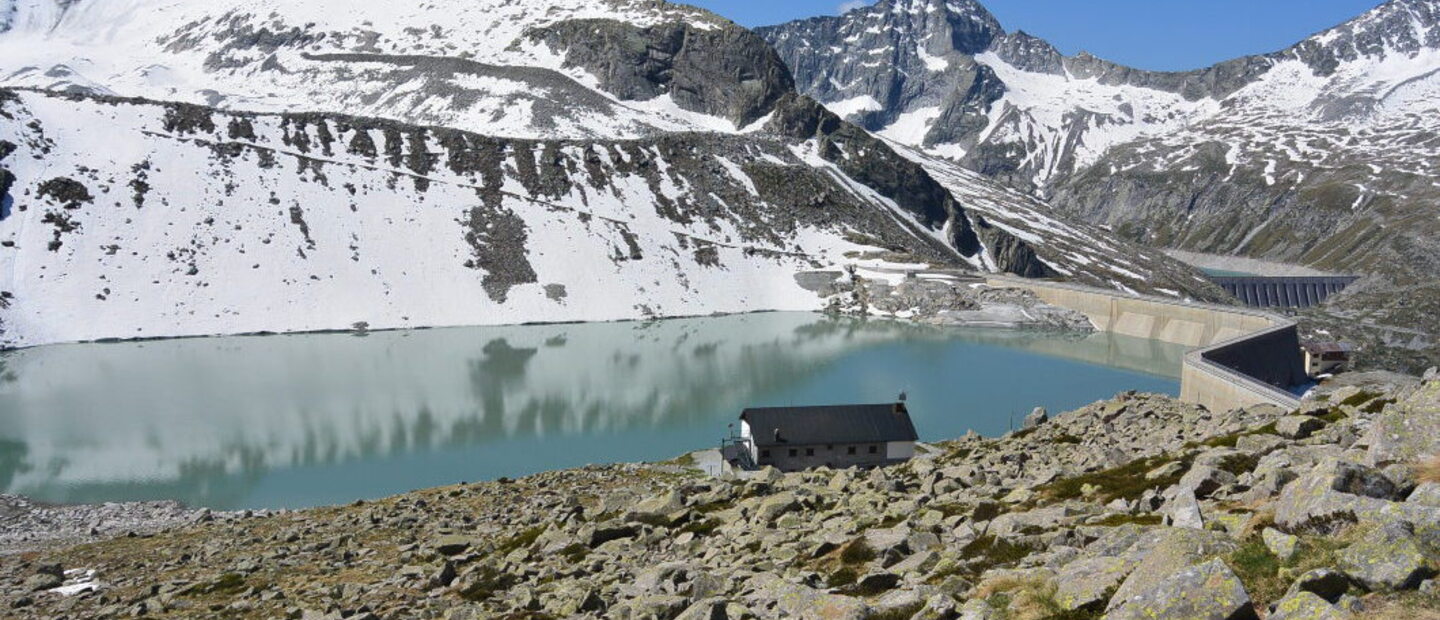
[0,314,1188,510]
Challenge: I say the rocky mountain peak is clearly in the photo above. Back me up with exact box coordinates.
[1289,0,1440,75]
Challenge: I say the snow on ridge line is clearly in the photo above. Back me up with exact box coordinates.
[0,0,742,140]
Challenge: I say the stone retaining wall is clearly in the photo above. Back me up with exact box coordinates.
[985,276,1304,412]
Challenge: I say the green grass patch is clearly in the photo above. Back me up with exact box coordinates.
[1191,421,1280,450]
[679,518,721,536]
[694,499,735,514]
[1009,427,1039,440]
[630,513,673,528]
[961,536,1038,576]
[1036,453,1192,505]
[558,543,589,563]
[867,603,925,620]
[827,567,858,589]
[1054,434,1084,445]
[456,565,519,602]
[839,539,877,565]
[1337,390,1380,407]
[1090,513,1164,527]
[1360,398,1394,414]
[1226,539,1285,606]
[662,452,697,467]
[495,525,546,554]
[187,572,247,596]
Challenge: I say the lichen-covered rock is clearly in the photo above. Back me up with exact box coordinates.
[1276,415,1326,440]
[1164,487,1206,530]
[753,573,870,620]
[1363,380,1440,467]
[1274,458,1396,532]
[1054,556,1133,612]
[1269,591,1349,620]
[1107,529,1238,609]
[1263,528,1300,563]
[1106,559,1258,620]
[1284,569,1352,603]
[1338,521,1438,591]
[1178,465,1238,499]
[1411,483,1440,508]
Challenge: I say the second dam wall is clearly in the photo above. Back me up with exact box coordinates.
[985,276,1306,412]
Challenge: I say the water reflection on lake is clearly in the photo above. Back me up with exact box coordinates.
[0,313,1187,510]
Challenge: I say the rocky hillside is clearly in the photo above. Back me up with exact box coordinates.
[0,0,1222,348]
[762,0,1440,338]
[5,373,1440,618]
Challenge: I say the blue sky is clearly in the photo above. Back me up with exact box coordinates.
[686,0,1385,71]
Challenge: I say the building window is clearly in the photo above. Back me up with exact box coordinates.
[869,445,878,454]
[761,449,770,458]
[806,448,815,456]
[789,449,798,457]
[847,446,857,455]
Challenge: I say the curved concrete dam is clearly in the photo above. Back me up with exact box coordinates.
[986,276,1307,413]
[1209,276,1359,308]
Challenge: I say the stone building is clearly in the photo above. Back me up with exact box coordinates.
[729,403,919,471]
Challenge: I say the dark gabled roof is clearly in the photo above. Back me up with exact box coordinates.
[741,403,918,448]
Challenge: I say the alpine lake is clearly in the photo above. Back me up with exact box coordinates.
[0,313,1188,510]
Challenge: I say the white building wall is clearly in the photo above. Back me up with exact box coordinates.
[739,421,757,462]
[886,441,915,460]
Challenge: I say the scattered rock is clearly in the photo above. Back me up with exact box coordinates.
[1277,416,1325,440]
[1285,568,1352,603]
[1107,559,1258,620]
[1270,591,1349,620]
[1263,528,1300,563]
[1023,407,1048,429]
[1339,521,1437,591]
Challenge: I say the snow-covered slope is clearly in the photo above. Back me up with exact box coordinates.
[0,0,770,139]
[0,0,1224,347]
[0,88,965,347]
[763,0,1440,282]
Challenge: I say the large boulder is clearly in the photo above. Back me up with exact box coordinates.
[754,491,798,523]
[1269,591,1348,620]
[1274,459,1396,532]
[1107,529,1238,609]
[1163,488,1206,530]
[1338,521,1437,591]
[1363,380,1440,467]
[1276,416,1325,440]
[632,490,685,517]
[752,573,869,620]
[1106,559,1258,620]
[1409,483,1440,508]
[1178,466,1238,499]
[1054,556,1133,612]
[1283,569,1352,603]
[1023,407,1048,429]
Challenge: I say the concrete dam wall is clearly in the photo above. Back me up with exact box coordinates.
[1209,276,1359,308]
[985,276,1305,412]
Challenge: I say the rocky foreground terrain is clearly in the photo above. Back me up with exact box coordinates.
[5,374,1440,618]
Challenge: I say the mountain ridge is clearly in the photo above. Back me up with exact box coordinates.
[762,0,1440,356]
